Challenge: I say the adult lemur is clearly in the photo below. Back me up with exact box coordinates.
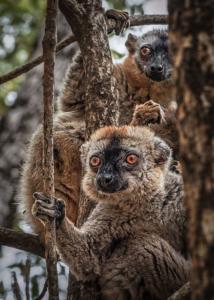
[59,29,174,125]
[20,29,179,240]
[32,125,189,300]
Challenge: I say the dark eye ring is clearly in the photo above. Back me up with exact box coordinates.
[125,154,139,165]
[90,156,101,167]
[141,46,151,56]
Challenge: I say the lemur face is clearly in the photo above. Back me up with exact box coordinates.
[126,30,172,82]
[81,126,171,204]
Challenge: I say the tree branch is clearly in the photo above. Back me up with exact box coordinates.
[23,258,31,300]
[0,14,167,85]
[167,282,191,300]
[0,226,45,257]
[0,34,76,85]
[107,14,168,32]
[11,272,22,300]
[59,0,120,298]
[42,0,59,298]
[35,279,48,300]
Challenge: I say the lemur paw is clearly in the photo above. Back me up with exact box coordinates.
[106,9,129,35]
[32,192,65,227]
[131,100,166,127]
[170,160,182,175]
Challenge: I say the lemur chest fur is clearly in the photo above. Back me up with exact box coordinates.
[115,55,174,125]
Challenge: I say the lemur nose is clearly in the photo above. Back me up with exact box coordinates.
[102,174,114,185]
[150,64,163,73]
[97,173,114,190]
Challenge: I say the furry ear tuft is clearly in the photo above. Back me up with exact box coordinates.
[154,138,171,165]
[125,33,138,54]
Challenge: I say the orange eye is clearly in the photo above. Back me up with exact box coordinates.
[90,156,101,167]
[141,46,151,57]
[126,154,139,165]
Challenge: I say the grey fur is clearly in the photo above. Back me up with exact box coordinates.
[32,126,189,300]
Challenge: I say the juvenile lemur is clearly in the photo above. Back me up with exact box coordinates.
[32,125,189,300]
[20,30,178,239]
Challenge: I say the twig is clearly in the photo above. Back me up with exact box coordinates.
[0,281,5,297]
[22,258,31,300]
[42,0,59,299]
[0,14,167,85]
[35,278,48,300]
[107,14,168,31]
[167,282,191,300]
[11,272,22,300]
[59,0,119,298]
[0,34,76,85]
[0,226,45,257]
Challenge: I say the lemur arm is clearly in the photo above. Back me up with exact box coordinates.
[32,193,131,281]
[131,100,179,157]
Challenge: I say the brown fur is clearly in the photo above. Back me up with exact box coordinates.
[32,126,189,299]
[20,31,178,239]
[122,55,174,107]
[19,120,84,240]
[20,100,178,240]
[57,31,175,126]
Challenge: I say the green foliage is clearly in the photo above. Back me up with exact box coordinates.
[0,0,45,112]
[107,0,144,14]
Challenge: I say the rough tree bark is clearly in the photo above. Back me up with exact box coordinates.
[59,0,119,298]
[168,1,214,299]
[59,0,120,225]
[0,13,77,228]
[0,227,45,257]
[59,0,119,136]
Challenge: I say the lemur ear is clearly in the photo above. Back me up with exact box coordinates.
[125,33,138,54]
[154,138,171,165]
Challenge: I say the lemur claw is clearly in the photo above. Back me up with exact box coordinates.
[170,160,182,175]
[106,9,129,35]
[131,100,166,127]
[32,192,65,227]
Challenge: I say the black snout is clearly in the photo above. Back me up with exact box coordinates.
[100,173,114,186]
[96,173,120,193]
[150,64,163,74]
[148,64,164,81]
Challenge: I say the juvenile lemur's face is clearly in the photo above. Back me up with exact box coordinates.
[82,126,171,204]
[126,30,171,82]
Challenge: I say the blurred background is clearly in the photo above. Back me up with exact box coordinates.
[0,0,167,298]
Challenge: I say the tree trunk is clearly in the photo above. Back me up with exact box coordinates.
[59,0,119,298]
[168,1,214,299]
[59,0,119,225]
[0,14,77,228]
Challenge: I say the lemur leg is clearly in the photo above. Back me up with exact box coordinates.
[130,100,166,126]
[32,193,100,281]
[19,122,83,242]
[100,236,190,300]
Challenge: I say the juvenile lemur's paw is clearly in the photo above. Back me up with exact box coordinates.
[106,9,129,35]
[170,160,182,175]
[32,192,65,227]
[131,100,166,126]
